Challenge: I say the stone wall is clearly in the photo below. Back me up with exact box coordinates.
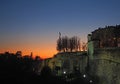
[46,52,88,76]
[88,48,120,84]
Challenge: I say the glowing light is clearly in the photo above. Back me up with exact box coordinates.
[63,71,66,74]
[90,80,93,83]
[83,74,86,78]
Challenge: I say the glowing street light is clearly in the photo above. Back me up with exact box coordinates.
[90,80,93,83]
[83,74,86,78]
[63,71,66,74]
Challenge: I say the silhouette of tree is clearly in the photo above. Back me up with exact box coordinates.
[72,36,80,51]
[69,37,73,52]
[56,36,62,52]
[82,42,87,51]
[56,35,80,52]
[62,36,69,52]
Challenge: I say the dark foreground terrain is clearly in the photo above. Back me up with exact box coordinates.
[0,54,96,84]
[0,66,96,84]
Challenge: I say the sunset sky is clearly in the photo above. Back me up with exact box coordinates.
[0,0,120,59]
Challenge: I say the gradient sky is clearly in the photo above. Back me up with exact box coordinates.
[0,0,120,59]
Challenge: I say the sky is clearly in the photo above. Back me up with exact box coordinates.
[0,0,120,59]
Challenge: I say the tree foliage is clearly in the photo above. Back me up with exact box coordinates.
[56,35,81,52]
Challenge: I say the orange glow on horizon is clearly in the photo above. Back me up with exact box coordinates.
[0,38,58,59]
[0,35,86,59]
[0,47,58,59]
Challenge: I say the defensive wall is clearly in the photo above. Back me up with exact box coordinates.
[88,45,120,84]
[44,52,88,76]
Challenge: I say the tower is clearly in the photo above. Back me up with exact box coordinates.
[87,34,94,60]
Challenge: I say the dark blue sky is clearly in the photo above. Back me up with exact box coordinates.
[0,0,120,58]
